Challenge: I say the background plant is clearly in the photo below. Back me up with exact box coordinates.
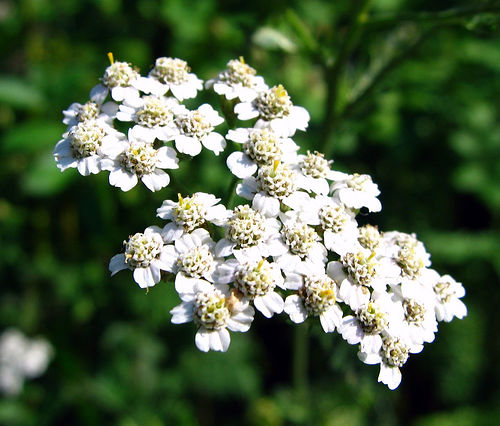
[0,0,499,425]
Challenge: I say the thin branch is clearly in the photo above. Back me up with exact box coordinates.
[321,0,372,151]
[368,4,500,28]
[338,28,434,128]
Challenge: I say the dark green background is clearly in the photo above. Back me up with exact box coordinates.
[1,0,499,424]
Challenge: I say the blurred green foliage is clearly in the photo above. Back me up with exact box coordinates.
[1,0,499,424]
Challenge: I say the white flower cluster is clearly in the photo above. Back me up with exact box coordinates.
[0,329,53,396]
[54,53,223,192]
[54,56,467,390]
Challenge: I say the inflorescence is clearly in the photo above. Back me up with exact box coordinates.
[54,54,467,390]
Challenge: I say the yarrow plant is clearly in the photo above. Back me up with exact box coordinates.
[53,54,467,390]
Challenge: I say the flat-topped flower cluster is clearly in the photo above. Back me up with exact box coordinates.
[54,55,467,390]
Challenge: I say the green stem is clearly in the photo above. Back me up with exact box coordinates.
[336,29,431,131]
[293,322,309,401]
[321,0,372,153]
[368,4,500,28]
[223,174,239,209]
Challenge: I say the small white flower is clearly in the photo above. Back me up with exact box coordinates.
[357,224,383,253]
[310,195,359,255]
[205,57,268,102]
[234,84,310,136]
[289,151,338,195]
[215,205,288,261]
[170,280,254,352]
[157,192,231,243]
[106,127,179,192]
[340,300,392,354]
[429,271,467,322]
[63,89,118,129]
[274,219,327,273]
[91,56,142,102]
[392,288,438,345]
[237,161,307,218]
[116,95,185,142]
[358,335,413,390]
[226,127,298,178]
[109,226,170,288]
[160,228,221,292]
[284,270,343,333]
[382,231,431,281]
[330,172,382,212]
[53,119,125,176]
[136,57,203,101]
[328,251,399,309]
[173,104,226,156]
[215,258,285,318]
[0,329,53,396]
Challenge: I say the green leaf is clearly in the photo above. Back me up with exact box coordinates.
[22,151,75,196]
[0,77,46,111]
[2,121,63,154]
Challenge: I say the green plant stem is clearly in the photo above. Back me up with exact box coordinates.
[336,29,431,131]
[223,174,239,209]
[293,322,309,401]
[321,0,372,153]
[367,4,500,28]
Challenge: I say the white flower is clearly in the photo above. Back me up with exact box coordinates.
[234,84,310,136]
[215,205,288,261]
[289,151,338,195]
[160,228,221,292]
[340,300,393,354]
[357,224,383,253]
[109,226,171,288]
[205,57,268,102]
[328,250,400,310]
[284,269,343,333]
[330,172,382,212]
[157,192,231,243]
[358,335,414,390]
[116,95,185,142]
[308,195,359,255]
[382,231,431,281]
[0,329,53,396]
[429,271,467,322]
[173,104,226,156]
[53,119,125,176]
[237,161,309,218]
[106,127,179,192]
[215,258,285,318]
[63,89,118,129]
[91,56,141,102]
[136,57,203,101]
[274,218,327,273]
[226,127,298,178]
[391,287,438,345]
[170,280,254,352]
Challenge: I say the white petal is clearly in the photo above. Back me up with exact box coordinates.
[90,84,108,104]
[109,168,138,191]
[133,267,157,288]
[234,102,259,120]
[109,254,128,275]
[170,302,194,324]
[202,132,226,155]
[284,295,307,323]
[252,193,280,218]
[175,135,202,156]
[215,239,235,258]
[226,152,257,178]
[142,170,170,192]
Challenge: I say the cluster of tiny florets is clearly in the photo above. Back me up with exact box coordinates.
[55,55,467,390]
